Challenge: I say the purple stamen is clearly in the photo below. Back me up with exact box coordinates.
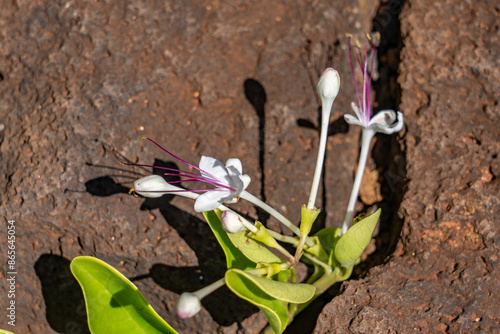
[143,137,222,182]
[129,137,237,193]
[348,35,378,127]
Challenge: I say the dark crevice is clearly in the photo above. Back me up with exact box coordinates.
[354,0,408,275]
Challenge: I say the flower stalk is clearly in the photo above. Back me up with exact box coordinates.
[307,68,340,210]
[341,35,404,234]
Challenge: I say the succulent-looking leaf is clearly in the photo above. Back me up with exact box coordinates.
[70,256,177,334]
[0,330,15,334]
[203,210,256,270]
[228,228,283,264]
[334,209,381,268]
[225,270,289,334]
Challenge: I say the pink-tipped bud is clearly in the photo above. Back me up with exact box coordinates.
[133,175,170,198]
[221,211,247,234]
[176,292,201,319]
[317,68,340,101]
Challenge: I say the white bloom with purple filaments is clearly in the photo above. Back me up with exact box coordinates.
[343,36,404,135]
[130,137,250,212]
[341,35,404,235]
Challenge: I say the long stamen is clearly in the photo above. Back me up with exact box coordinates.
[142,136,222,182]
[130,138,239,193]
[126,162,236,191]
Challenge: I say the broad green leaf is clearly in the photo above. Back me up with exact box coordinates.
[315,227,342,254]
[0,330,15,334]
[203,210,255,270]
[227,269,315,303]
[225,269,289,334]
[228,228,283,265]
[334,209,381,268]
[70,256,177,334]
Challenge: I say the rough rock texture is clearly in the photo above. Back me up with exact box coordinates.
[315,0,500,333]
[0,0,498,333]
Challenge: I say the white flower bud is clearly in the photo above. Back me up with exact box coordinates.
[220,210,247,234]
[176,292,201,319]
[133,175,170,198]
[316,68,340,101]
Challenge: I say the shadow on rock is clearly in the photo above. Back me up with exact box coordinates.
[34,254,90,334]
[244,78,271,225]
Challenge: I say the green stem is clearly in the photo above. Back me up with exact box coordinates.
[240,191,315,247]
[301,252,331,275]
[193,277,226,299]
[267,230,299,245]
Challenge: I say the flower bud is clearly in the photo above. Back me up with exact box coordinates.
[316,68,340,101]
[176,292,201,319]
[221,210,247,234]
[133,175,170,198]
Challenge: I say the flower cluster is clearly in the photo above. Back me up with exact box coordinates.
[127,35,405,324]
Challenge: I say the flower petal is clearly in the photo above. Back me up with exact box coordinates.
[239,174,251,190]
[369,110,404,134]
[226,172,244,193]
[199,156,228,182]
[344,113,364,127]
[194,190,228,212]
[369,109,396,126]
[225,158,243,174]
[350,102,364,122]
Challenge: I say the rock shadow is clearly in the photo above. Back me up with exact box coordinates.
[34,254,90,334]
[244,78,271,225]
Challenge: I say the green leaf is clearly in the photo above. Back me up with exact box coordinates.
[0,330,15,334]
[228,227,283,265]
[334,209,381,268]
[70,256,177,334]
[203,210,256,270]
[225,270,288,334]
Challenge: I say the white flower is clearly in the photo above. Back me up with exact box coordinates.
[344,103,404,135]
[194,156,251,212]
[343,36,404,135]
[176,292,201,319]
